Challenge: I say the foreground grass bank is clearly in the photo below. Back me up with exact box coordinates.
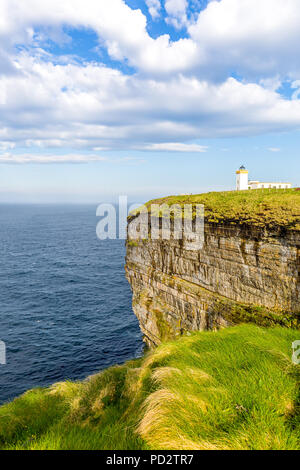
[0,324,299,450]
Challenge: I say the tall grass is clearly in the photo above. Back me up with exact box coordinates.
[0,325,299,450]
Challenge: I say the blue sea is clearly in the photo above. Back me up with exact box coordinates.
[0,205,143,405]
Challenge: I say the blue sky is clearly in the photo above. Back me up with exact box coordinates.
[0,0,300,203]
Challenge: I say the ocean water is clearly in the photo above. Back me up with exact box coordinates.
[0,205,143,405]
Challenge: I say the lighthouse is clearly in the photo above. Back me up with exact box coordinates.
[236,165,249,191]
[235,166,292,190]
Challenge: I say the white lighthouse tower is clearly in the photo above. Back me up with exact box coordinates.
[236,165,249,191]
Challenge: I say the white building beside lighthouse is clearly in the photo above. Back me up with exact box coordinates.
[236,166,292,191]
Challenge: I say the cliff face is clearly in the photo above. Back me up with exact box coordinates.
[126,220,300,347]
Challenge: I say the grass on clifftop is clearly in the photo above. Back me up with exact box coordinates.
[142,189,300,230]
[0,325,299,450]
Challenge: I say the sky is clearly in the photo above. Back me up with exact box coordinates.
[0,0,300,203]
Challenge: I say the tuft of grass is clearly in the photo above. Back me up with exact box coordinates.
[130,189,300,231]
[0,325,299,450]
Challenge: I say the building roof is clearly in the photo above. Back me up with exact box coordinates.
[249,181,291,185]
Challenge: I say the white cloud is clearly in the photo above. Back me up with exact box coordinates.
[0,0,197,76]
[1,0,300,162]
[146,0,162,19]
[1,56,300,156]
[188,0,300,81]
[0,141,15,151]
[291,80,300,100]
[2,0,300,79]
[0,153,108,164]
[145,143,208,152]
[268,147,281,152]
[165,0,188,29]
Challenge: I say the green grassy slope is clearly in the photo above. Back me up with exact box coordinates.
[1,325,299,450]
[141,189,300,230]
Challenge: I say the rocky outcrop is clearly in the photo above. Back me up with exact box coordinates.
[126,219,300,346]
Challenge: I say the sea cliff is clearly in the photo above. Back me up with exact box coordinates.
[126,190,300,346]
